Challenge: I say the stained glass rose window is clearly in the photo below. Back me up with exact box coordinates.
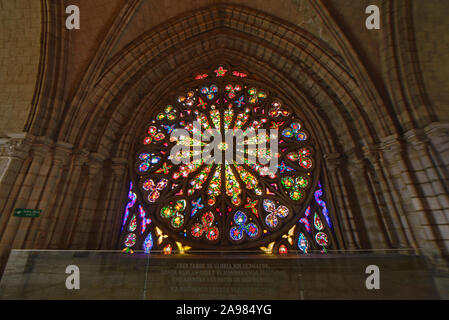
[121,65,335,254]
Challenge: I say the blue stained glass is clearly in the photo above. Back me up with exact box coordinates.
[298,233,309,253]
[143,233,153,253]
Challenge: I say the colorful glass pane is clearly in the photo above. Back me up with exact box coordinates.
[143,233,153,253]
[279,244,288,254]
[126,66,326,251]
[263,199,289,229]
[191,211,219,241]
[139,205,151,234]
[281,175,309,201]
[128,215,137,232]
[314,213,324,231]
[160,199,186,229]
[315,232,329,247]
[207,166,222,206]
[230,211,259,241]
[298,233,308,253]
[163,244,172,255]
[299,206,311,233]
[122,182,136,230]
[125,233,136,247]
[315,181,332,228]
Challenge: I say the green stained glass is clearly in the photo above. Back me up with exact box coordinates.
[207,166,222,206]
[188,165,213,195]
[234,111,249,128]
[224,107,234,129]
[210,108,221,129]
[225,164,241,206]
[128,215,137,232]
[235,164,262,196]
[197,113,211,130]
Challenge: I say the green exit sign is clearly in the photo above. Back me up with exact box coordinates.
[13,209,41,218]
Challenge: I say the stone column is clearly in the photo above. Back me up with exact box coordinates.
[425,122,449,183]
[364,145,411,248]
[425,123,449,254]
[98,158,128,249]
[68,152,106,249]
[324,153,356,250]
[85,163,114,249]
[346,151,389,250]
[380,135,420,250]
[47,150,89,249]
[28,142,73,248]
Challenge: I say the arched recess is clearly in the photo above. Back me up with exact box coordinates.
[1,4,396,251]
[61,5,398,251]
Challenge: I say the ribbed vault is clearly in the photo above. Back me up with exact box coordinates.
[60,5,394,160]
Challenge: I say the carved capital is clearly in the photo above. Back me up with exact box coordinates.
[404,128,429,152]
[30,136,54,161]
[86,152,108,178]
[424,122,449,150]
[363,145,382,164]
[0,133,32,159]
[380,134,404,161]
[53,141,73,165]
[424,122,449,139]
[90,152,107,164]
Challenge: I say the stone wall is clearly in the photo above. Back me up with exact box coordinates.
[0,250,441,299]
